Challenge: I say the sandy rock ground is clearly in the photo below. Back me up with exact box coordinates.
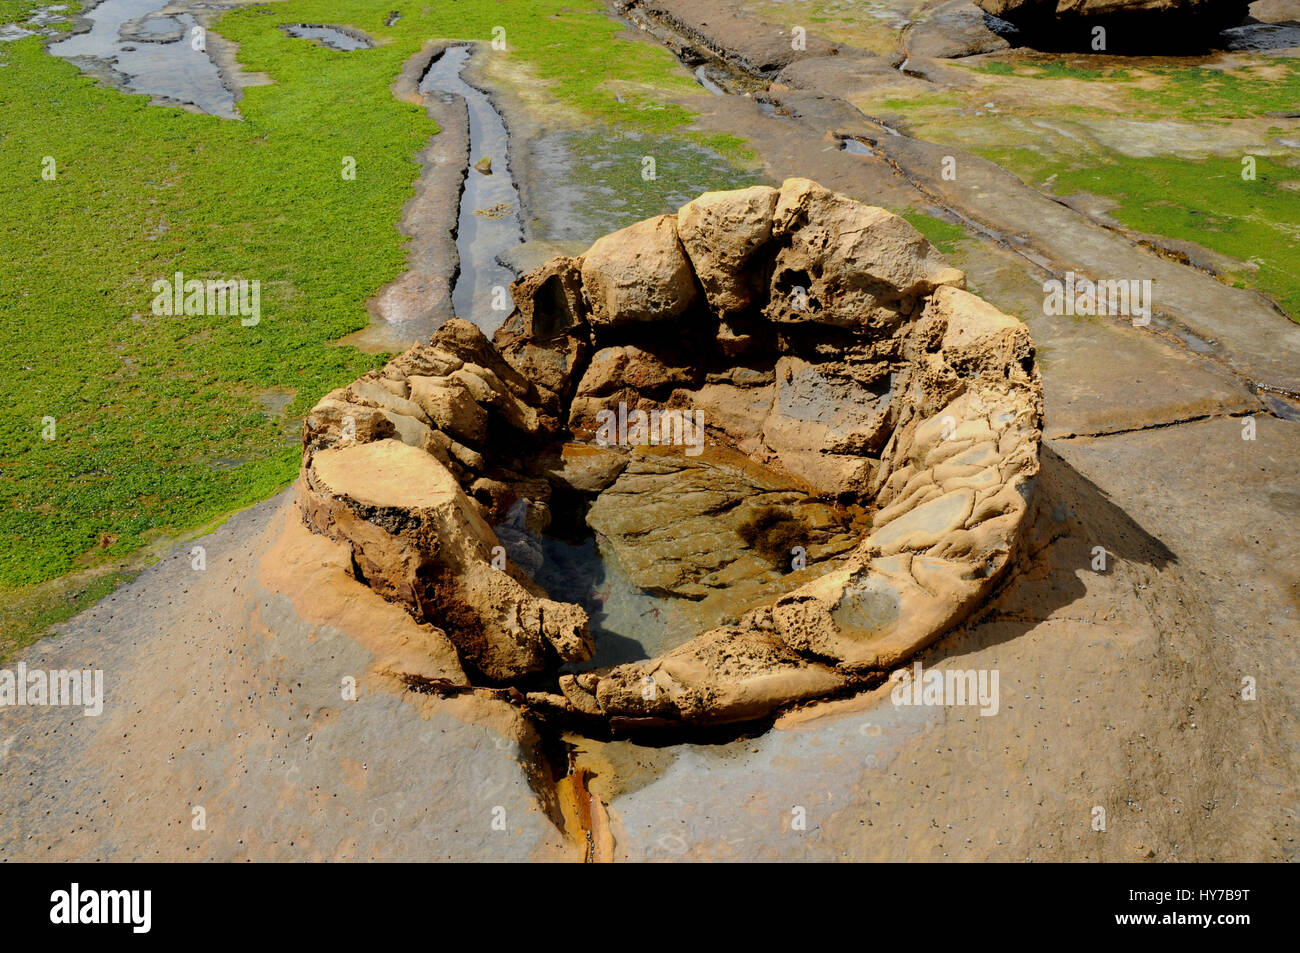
[0,497,576,862]
[1,1,1296,861]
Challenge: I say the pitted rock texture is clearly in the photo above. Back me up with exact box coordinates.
[295,178,1043,727]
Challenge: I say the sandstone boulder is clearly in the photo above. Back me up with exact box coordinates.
[587,627,850,726]
[573,343,701,398]
[763,357,894,457]
[765,178,965,330]
[510,254,587,338]
[677,185,779,316]
[407,374,489,446]
[496,334,588,406]
[429,318,539,404]
[534,443,629,495]
[299,439,592,681]
[580,214,699,327]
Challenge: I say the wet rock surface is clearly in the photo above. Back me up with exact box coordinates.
[584,447,858,601]
[293,179,1044,727]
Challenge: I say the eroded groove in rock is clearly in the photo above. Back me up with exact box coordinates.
[290,178,1044,728]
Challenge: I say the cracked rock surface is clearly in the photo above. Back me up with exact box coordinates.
[294,179,1043,726]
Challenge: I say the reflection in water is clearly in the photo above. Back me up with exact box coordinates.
[419,45,523,333]
[494,499,698,670]
[50,0,236,118]
[281,24,373,52]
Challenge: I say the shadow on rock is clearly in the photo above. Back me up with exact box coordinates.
[930,442,1177,661]
[978,0,1260,54]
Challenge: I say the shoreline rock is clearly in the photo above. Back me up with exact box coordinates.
[289,179,1044,727]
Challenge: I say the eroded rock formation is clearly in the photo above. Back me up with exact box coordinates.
[295,178,1043,727]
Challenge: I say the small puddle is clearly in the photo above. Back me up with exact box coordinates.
[756,99,791,119]
[532,529,701,671]
[495,494,699,671]
[50,0,237,118]
[419,45,523,333]
[527,128,754,243]
[0,24,39,41]
[1154,315,1219,354]
[281,24,373,52]
[492,494,698,671]
[694,64,725,96]
[839,135,878,157]
[255,388,296,416]
[1263,392,1300,421]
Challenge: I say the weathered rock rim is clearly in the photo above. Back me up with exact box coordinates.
[292,178,1044,728]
